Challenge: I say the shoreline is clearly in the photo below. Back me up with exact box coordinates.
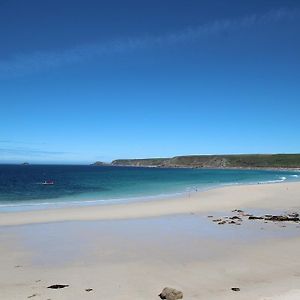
[0,169,298,213]
[107,164,300,171]
[1,181,300,227]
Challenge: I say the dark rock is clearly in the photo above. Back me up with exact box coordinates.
[85,288,93,292]
[231,287,240,292]
[266,215,288,221]
[218,221,226,225]
[265,215,300,222]
[47,284,69,289]
[288,212,299,218]
[248,216,264,220]
[229,216,242,220]
[159,287,183,300]
[212,219,222,222]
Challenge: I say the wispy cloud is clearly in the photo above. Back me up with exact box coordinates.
[0,140,69,158]
[0,147,68,156]
[0,139,46,145]
[0,7,298,78]
[0,140,13,143]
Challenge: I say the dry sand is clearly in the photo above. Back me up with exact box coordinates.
[1,181,300,299]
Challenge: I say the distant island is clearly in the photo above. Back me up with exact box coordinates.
[101,154,300,169]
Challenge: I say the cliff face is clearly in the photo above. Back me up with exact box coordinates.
[111,154,300,169]
[111,158,169,167]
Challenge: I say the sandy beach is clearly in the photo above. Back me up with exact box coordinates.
[1,181,300,299]
[1,181,300,226]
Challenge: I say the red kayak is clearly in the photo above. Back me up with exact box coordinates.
[42,180,54,185]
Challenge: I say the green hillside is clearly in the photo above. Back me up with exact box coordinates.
[111,154,300,168]
[111,158,169,167]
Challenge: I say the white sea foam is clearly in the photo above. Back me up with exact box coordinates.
[258,176,287,184]
[291,174,299,178]
[0,191,186,212]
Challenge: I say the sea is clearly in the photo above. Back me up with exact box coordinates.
[0,164,299,212]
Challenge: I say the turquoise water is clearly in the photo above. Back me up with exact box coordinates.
[0,165,299,211]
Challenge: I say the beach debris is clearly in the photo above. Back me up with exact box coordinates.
[207,215,213,218]
[218,220,226,225]
[159,287,183,300]
[85,288,93,292]
[47,284,69,289]
[231,287,240,292]
[27,294,38,298]
[229,216,242,220]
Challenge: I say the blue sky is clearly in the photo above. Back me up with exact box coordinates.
[1,0,300,164]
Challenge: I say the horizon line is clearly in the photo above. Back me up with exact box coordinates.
[1,152,300,165]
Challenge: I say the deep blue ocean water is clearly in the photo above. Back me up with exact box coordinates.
[0,165,299,211]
